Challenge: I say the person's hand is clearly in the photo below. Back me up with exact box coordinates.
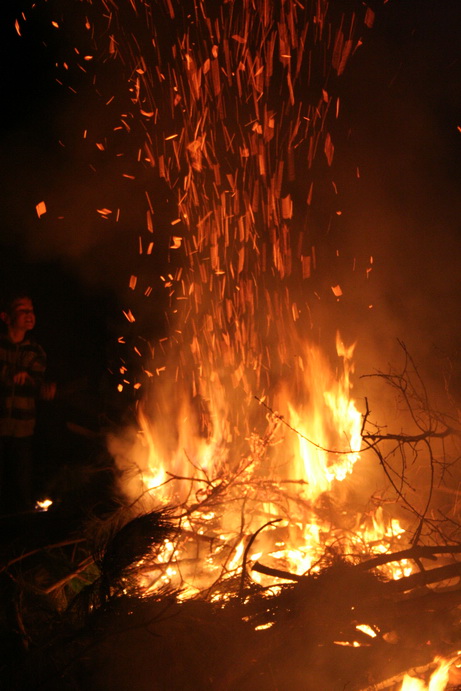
[40,382,57,400]
[13,371,32,385]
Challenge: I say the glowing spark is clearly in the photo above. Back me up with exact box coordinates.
[36,201,47,218]
[331,285,343,297]
[122,309,136,323]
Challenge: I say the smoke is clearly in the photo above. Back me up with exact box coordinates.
[334,1,461,386]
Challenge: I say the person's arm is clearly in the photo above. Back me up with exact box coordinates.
[15,344,47,390]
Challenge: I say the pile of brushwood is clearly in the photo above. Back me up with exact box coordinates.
[2,506,461,691]
[3,348,461,690]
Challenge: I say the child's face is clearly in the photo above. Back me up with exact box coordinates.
[9,297,36,333]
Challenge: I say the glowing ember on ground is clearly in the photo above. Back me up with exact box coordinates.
[35,498,53,512]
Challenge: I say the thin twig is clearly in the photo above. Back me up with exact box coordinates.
[1,538,87,573]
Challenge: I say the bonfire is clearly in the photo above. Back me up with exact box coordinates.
[3,1,461,690]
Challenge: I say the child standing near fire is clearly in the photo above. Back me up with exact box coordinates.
[0,293,55,513]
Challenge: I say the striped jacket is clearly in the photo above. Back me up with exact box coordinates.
[0,333,46,437]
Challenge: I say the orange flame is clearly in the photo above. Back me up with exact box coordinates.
[108,329,416,595]
[400,656,455,691]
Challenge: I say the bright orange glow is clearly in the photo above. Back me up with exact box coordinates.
[286,335,361,500]
[400,657,454,691]
[108,328,417,596]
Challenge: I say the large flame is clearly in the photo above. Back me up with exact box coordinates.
[286,334,362,499]
[109,327,414,595]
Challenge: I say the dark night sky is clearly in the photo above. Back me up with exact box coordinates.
[340,2,461,358]
[322,0,461,388]
[0,0,460,391]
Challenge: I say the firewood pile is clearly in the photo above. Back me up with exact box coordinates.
[2,505,461,691]
[2,354,461,690]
